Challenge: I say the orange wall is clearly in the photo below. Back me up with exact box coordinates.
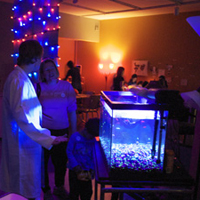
[58,11,200,93]
[58,38,104,93]
[99,11,200,92]
[58,38,75,78]
[76,41,104,93]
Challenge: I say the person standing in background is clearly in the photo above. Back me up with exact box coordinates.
[112,66,125,91]
[0,40,68,200]
[64,60,82,94]
[38,58,77,200]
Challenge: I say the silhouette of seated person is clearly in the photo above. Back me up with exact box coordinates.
[128,74,137,86]
[142,81,149,88]
[158,75,168,88]
[146,76,168,89]
[137,81,143,87]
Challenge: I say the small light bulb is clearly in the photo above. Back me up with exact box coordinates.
[99,64,103,69]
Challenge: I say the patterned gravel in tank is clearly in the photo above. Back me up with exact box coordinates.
[111,143,164,171]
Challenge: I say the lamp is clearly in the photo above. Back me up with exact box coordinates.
[99,46,123,90]
[99,63,115,90]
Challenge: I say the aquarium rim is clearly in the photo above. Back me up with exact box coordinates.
[101,91,169,111]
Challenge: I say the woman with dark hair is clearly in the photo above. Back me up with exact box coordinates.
[112,66,125,91]
[0,40,67,200]
[159,75,168,88]
[64,60,82,94]
[39,58,77,200]
[128,74,137,86]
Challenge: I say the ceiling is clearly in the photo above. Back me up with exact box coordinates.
[2,0,200,20]
[59,0,200,20]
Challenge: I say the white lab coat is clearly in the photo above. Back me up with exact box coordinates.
[0,66,56,199]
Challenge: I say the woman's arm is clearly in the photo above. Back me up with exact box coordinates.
[68,110,77,137]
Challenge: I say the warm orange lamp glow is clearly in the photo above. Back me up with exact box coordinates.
[98,63,115,75]
[110,52,121,63]
[98,64,103,69]
[98,63,115,90]
[109,63,114,69]
[99,45,123,90]
[102,52,109,60]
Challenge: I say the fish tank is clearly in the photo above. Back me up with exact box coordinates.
[99,90,169,180]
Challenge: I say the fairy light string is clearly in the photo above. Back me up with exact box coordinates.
[11,0,61,67]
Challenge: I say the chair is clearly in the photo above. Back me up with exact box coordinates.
[77,94,100,122]
[178,107,197,146]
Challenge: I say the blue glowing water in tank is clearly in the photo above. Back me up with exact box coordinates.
[99,91,168,175]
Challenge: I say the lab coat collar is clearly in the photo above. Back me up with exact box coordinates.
[15,66,29,77]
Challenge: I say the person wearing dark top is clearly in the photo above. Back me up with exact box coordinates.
[113,66,125,91]
[64,60,82,94]
[159,75,168,88]
[142,81,149,88]
[128,74,137,86]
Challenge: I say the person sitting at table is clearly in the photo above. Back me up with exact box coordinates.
[64,60,82,94]
[38,58,77,200]
[128,74,137,86]
[137,81,143,87]
[158,75,168,89]
[142,80,149,88]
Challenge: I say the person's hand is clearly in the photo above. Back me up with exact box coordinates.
[77,171,91,181]
[52,135,68,145]
[90,169,95,179]
[73,165,82,174]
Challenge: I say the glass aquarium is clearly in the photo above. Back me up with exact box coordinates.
[99,91,169,180]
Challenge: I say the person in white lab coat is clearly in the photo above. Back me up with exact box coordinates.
[0,40,68,200]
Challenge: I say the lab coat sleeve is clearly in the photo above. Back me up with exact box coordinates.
[8,78,55,149]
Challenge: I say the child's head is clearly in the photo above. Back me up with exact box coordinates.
[85,118,100,137]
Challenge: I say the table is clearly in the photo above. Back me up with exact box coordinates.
[93,141,195,200]
[76,93,90,99]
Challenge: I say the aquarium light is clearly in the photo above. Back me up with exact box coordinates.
[113,110,156,119]
[103,101,112,117]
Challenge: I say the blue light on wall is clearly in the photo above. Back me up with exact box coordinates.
[12,0,61,67]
